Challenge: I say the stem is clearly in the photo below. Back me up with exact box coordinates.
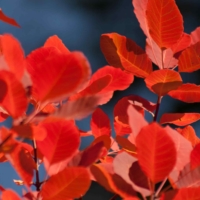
[0,134,12,149]
[155,178,167,197]
[153,96,162,122]
[32,139,40,191]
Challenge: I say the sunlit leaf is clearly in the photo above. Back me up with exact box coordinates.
[176,125,200,147]
[178,41,200,72]
[41,167,91,200]
[0,9,20,27]
[44,35,70,54]
[100,33,152,78]
[168,83,200,103]
[145,69,182,96]
[91,108,111,138]
[0,70,27,118]
[37,118,80,167]
[1,189,21,200]
[146,0,183,48]
[160,113,200,126]
[136,122,176,183]
[26,47,91,103]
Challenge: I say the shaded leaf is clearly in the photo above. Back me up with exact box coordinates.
[168,83,200,103]
[41,167,91,200]
[26,47,91,103]
[0,70,27,118]
[116,136,136,153]
[0,9,20,27]
[37,118,80,167]
[145,69,182,96]
[146,0,183,48]
[160,113,200,126]
[44,35,70,54]
[136,122,176,183]
[91,108,111,138]
[91,135,111,151]
[178,41,200,73]
[100,33,152,78]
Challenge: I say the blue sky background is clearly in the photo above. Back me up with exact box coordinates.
[1,0,200,199]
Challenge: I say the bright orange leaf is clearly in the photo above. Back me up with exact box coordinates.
[160,113,200,126]
[178,41,200,72]
[146,0,183,48]
[136,122,176,183]
[41,167,91,200]
[145,69,182,96]
[100,33,152,78]
[168,83,200,103]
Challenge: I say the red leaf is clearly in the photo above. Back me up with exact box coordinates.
[127,105,148,144]
[1,189,21,200]
[190,143,200,170]
[146,0,183,48]
[176,125,200,147]
[11,124,47,141]
[53,95,101,120]
[0,34,25,80]
[190,27,200,45]
[0,70,27,118]
[160,113,200,126]
[164,126,192,172]
[9,144,36,186]
[26,47,91,103]
[168,83,200,103]
[89,66,134,93]
[78,141,104,167]
[113,152,150,196]
[178,41,200,72]
[145,69,182,96]
[100,33,152,78]
[91,108,111,138]
[44,35,70,54]
[37,118,80,168]
[92,135,111,151]
[0,9,20,27]
[136,122,176,183]
[160,187,200,200]
[41,167,91,200]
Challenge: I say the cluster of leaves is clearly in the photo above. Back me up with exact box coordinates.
[1,0,200,199]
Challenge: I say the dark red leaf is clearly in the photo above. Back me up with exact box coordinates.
[0,9,20,27]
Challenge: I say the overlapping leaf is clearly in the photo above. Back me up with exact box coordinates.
[0,70,27,118]
[190,143,200,170]
[178,41,200,72]
[146,0,183,48]
[37,118,80,168]
[44,35,70,54]
[1,189,21,200]
[116,136,136,153]
[190,27,200,45]
[0,9,20,27]
[136,122,176,183]
[91,108,111,138]
[160,113,200,126]
[41,167,91,200]
[100,33,152,78]
[145,69,182,96]
[26,47,91,103]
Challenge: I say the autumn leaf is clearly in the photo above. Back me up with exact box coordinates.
[0,9,20,27]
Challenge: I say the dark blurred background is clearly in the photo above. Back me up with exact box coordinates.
[0,0,200,199]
